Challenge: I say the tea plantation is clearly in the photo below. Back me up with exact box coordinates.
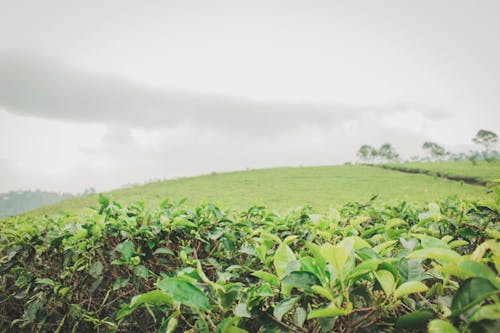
[1,162,499,332]
[1,191,499,332]
[27,164,491,216]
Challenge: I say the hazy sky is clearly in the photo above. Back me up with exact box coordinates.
[1,0,499,193]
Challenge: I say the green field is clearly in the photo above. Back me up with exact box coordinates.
[384,160,500,183]
[30,164,492,216]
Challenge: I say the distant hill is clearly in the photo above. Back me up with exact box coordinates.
[0,188,97,217]
[0,190,74,217]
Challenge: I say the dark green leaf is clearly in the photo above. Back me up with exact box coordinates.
[451,278,499,317]
[281,271,320,290]
[154,248,175,256]
[116,240,134,261]
[395,311,434,331]
[89,261,103,279]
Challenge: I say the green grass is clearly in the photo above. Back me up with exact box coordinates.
[29,164,491,216]
[384,160,500,182]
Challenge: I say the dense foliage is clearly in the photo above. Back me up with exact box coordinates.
[1,193,499,332]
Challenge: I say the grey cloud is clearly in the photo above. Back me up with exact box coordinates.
[0,51,449,138]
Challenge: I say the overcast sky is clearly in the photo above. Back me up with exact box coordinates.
[1,0,499,193]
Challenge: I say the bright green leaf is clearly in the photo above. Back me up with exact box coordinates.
[428,319,459,333]
[375,270,395,295]
[407,248,463,263]
[273,243,296,279]
[319,244,347,277]
[311,285,334,301]
[469,303,500,322]
[157,277,209,310]
[307,302,352,319]
[394,281,428,299]
[251,271,280,287]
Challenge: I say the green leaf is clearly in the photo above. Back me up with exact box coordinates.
[386,218,407,230]
[113,277,129,290]
[340,236,371,250]
[319,244,347,277]
[307,302,352,319]
[311,285,334,301]
[398,258,423,282]
[273,243,296,279]
[373,240,398,254]
[307,242,326,273]
[117,290,173,319]
[117,240,134,261]
[458,260,498,282]
[130,290,173,308]
[375,270,395,295]
[251,271,280,287]
[165,317,178,333]
[216,283,241,310]
[215,317,239,333]
[89,261,103,279]
[154,248,175,256]
[395,311,434,331]
[134,265,149,279]
[451,277,499,317]
[394,281,428,299]
[36,278,56,286]
[300,256,325,283]
[157,277,209,310]
[407,248,463,263]
[172,218,196,228]
[349,259,381,281]
[281,271,320,290]
[428,319,459,333]
[273,296,300,321]
[294,307,307,327]
[227,327,248,333]
[420,235,448,249]
[469,303,500,322]
[234,303,251,318]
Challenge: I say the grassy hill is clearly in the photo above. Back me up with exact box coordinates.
[28,163,494,216]
[383,160,500,183]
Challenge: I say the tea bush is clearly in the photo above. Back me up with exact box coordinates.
[1,193,499,332]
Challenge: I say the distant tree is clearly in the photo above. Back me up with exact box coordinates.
[422,142,447,160]
[378,143,399,161]
[472,129,499,162]
[472,129,498,149]
[450,152,468,162]
[357,145,378,162]
[81,187,96,196]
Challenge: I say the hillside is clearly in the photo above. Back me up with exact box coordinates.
[27,164,493,216]
[383,160,500,184]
